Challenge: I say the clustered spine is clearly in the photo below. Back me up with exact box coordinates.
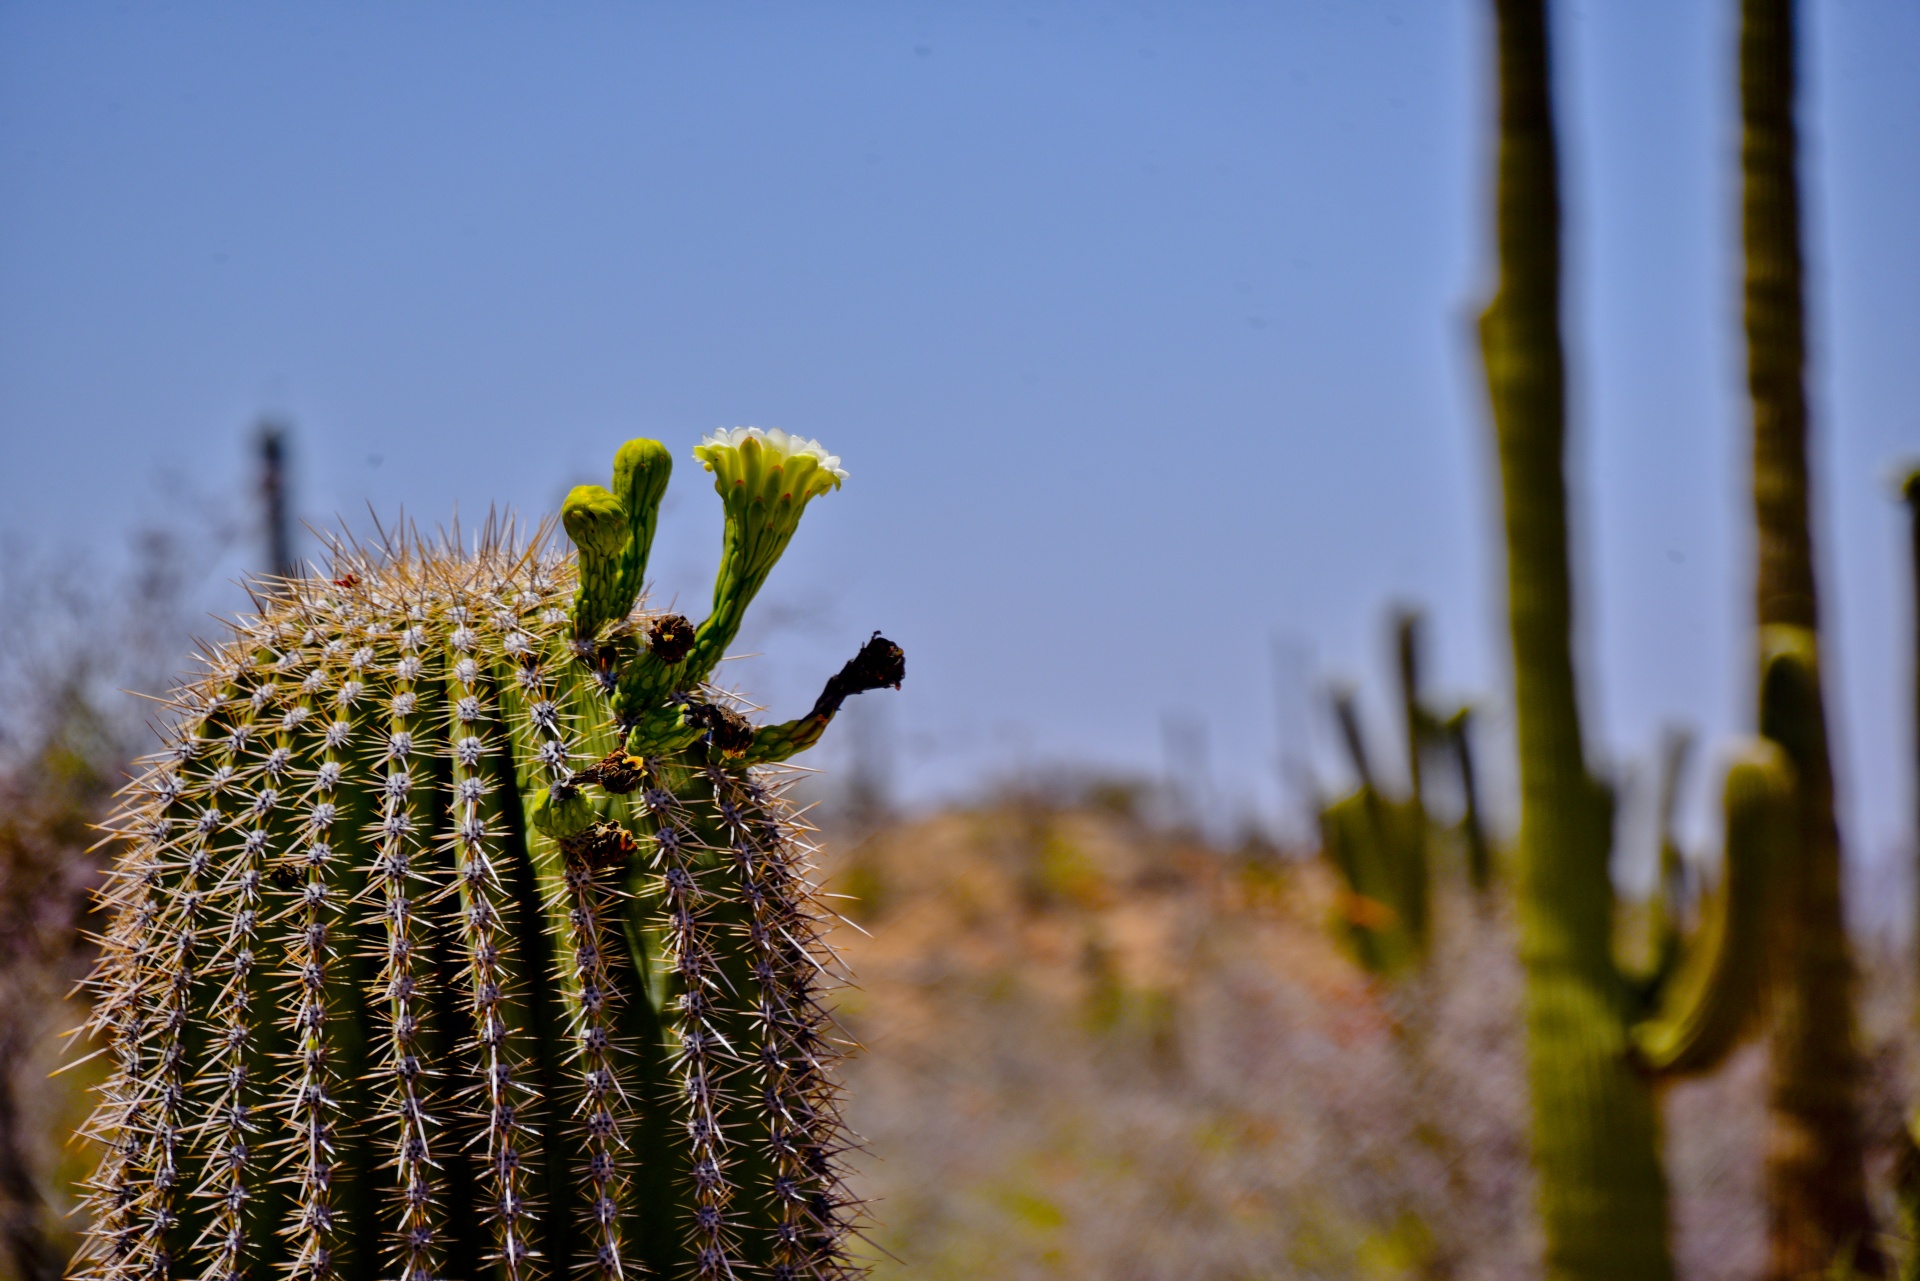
[716,771,854,1277]
[283,615,345,1281]
[444,611,536,1280]
[645,777,736,1277]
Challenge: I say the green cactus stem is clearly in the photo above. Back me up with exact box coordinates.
[1739,0,1883,1272]
[1443,707,1495,893]
[1479,1,1792,1275]
[71,434,900,1281]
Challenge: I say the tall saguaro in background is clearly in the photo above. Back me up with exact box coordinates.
[1480,1,1795,1276]
[1478,3,1668,1272]
[1740,3,1883,1275]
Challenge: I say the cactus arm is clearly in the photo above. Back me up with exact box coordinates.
[1632,739,1791,1075]
[1646,728,1695,993]
[741,633,906,766]
[1321,684,1429,971]
[612,437,673,609]
[1394,609,1428,808]
[1445,708,1496,891]
[1321,790,1398,974]
[1480,0,1674,1274]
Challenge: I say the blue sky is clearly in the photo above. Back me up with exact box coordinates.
[1,1,1915,870]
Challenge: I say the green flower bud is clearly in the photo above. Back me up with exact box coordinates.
[563,484,631,638]
[563,485,629,558]
[623,700,703,758]
[529,785,596,841]
[612,439,673,606]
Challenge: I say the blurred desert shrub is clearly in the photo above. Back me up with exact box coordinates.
[823,784,1535,1281]
[0,513,230,1281]
[824,784,1916,1281]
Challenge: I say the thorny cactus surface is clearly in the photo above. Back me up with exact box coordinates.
[70,432,902,1281]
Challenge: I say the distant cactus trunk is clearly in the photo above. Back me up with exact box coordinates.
[256,420,296,581]
[1907,474,1920,988]
[1478,2,1673,1274]
[1740,1,1884,1275]
[1898,472,1920,1281]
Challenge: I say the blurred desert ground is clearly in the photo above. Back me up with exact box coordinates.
[809,775,1915,1281]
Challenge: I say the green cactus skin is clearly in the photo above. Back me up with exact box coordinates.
[1740,3,1884,1274]
[71,434,900,1281]
[1478,2,1792,1276]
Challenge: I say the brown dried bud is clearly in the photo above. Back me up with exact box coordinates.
[579,749,647,795]
[647,614,696,664]
[561,821,638,871]
[682,700,756,758]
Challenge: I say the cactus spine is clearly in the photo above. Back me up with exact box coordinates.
[73,431,901,1281]
[1740,2,1884,1274]
[1479,1,1792,1276]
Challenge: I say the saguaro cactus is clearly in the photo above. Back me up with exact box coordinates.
[1740,2,1884,1274]
[71,430,902,1281]
[1319,609,1491,975]
[1479,1,1793,1276]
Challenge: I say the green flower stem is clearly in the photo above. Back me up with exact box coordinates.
[563,484,632,641]
[741,633,905,766]
[612,437,672,609]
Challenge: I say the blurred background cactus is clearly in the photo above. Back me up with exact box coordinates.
[70,433,901,1281]
[1319,607,1492,978]
[1740,2,1884,1275]
[1479,0,1809,1275]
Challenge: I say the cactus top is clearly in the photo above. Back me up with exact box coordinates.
[74,438,900,1281]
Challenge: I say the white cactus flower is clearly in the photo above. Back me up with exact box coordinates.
[693,426,847,507]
